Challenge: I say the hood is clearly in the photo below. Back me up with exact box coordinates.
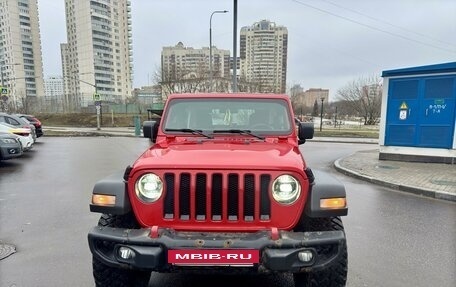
[133,139,305,172]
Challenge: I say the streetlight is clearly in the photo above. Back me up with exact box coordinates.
[320,97,324,132]
[209,10,228,92]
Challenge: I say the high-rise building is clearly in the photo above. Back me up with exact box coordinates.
[44,76,64,98]
[0,0,45,108]
[240,20,288,93]
[62,0,133,108]
[161,42,230,85]
[43,76,65,113]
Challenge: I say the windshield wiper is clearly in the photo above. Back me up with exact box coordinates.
[212,129,265,140]
[165,128,213,139]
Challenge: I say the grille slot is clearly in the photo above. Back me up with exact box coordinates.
[244,174,255,221]
[163,173,175,219]
[195,173,207,220]
[179,173,191,220]
[162,172,271,223]
[211,174,223,220]
[228,174,239,220]
[260,174,271,220]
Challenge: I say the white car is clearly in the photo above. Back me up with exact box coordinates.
[0,122,34,151]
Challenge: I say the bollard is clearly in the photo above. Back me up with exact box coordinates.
[134,115,141,136]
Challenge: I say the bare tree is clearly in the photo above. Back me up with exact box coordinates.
[336,75,382,125]
[237,69,281,94]
[154,62,232,97]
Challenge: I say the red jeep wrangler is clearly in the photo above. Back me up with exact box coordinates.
[88,93,348,287]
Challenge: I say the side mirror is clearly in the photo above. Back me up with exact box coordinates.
[298,122,314,144]
[143,121,159,142]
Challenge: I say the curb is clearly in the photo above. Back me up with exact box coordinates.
[334,157,456,202]
[42,129,139,138]
[309,138,378,145]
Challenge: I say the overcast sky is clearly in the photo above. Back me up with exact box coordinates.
[37,0,456,100]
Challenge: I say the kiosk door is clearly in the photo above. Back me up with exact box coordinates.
[386,76,456,148]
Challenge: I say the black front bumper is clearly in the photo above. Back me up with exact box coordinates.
[0,144,22,160]
[88,226,346,273]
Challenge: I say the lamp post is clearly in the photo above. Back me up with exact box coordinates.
[232,0,238,92]
[320,97,324,132]
[209,10,228,92]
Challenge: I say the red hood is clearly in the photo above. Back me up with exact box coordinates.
[133,139,305,172]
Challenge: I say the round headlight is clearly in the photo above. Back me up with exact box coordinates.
[135,173,163,203]
[272,175,301,205]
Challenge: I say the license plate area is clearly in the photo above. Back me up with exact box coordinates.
[168,249,259,266]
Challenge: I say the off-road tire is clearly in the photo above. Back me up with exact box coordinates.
[293,217,348,287]
[92,213,150,287]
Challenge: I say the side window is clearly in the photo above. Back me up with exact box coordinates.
[6,117,20,126]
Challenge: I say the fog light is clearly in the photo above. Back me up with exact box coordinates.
[118,247,134,260]
[298,250,314,262]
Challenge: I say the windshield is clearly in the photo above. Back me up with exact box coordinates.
[163,98,292,135]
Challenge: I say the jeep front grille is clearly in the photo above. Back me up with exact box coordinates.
[163,172,271,222]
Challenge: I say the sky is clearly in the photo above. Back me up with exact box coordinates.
[37,0,456,100]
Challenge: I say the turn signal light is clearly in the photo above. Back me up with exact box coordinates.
[320,198,346,209]
[92,194,116,206]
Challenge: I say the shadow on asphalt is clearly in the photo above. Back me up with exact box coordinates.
[148,273,294,287]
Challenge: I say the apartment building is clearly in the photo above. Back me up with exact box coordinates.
[62,0,133,108]
[302,88,329,108]
[0,0,45,108]
[240,20,288,93]
[44,76,64,98]
[161,41,230,84]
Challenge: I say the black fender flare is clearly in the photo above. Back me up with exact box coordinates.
[305,170,348,218]
[90,169,132,215]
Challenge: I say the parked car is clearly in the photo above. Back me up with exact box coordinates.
[0,122,34,151]
[16,114,43,138]
[0,112,37,142]
[0,132,23,160]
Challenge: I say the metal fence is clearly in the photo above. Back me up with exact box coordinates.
[1,96,162,115]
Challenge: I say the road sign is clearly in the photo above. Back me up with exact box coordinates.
[93,93,100,101]
[95,100,101,106]
[1,87,8,95]
[1,95,8,102]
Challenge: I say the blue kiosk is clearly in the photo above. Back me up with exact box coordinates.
[379,62,456,164]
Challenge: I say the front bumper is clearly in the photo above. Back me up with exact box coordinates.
[0,144,22,160]
[88,227,346,273]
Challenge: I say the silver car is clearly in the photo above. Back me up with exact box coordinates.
[0,112,37,142]
[0,132,23,160]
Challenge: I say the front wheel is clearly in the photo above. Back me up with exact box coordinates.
[293,217,348,287]
[92,213,150,287]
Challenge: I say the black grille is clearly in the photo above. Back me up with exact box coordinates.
[162,172,271,222]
